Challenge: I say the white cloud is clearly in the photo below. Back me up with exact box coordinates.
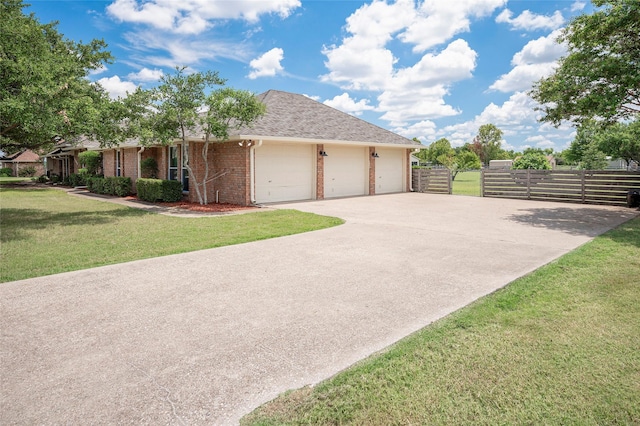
[490,29,566,92]
[106,0,301,34]
[496,9,565,31]
[95,76,138,99]
[127,67,163,82]
[400,0,507,52]
[248,48,284,79]
[323,93,376,116]
[570,1,586,12]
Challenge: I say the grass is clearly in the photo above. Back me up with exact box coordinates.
[0,176,34,184]
[0,188,344,282]
[452,170,481,196]
[242,216,640,425]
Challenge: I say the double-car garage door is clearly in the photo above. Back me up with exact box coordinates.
[255,143,404,204]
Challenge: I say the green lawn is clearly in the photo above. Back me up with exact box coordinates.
[0,176,34,184]
[0,188,343,282]
[452,170,481,196]
[243,216,640,425]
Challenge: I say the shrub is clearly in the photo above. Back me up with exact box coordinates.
[87,177,131,197]
[140,157,158,179]
[0,167,12,177]
[36,175,49,183]
[68,173,85,187]
[18,166,37,177]
[78,151,102,175]
[512,153,552,170]
[136,178,163,202]
[161,180,183,202]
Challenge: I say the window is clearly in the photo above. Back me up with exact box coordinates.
[169,146,178,181]
[116,150,121,177]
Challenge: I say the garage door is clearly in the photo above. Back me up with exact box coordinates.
[255,143,314,203]
[324,146,368,198]
[376,148,404,194]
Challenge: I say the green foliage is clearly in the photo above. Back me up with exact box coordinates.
[427,138,454,165]
[160,180,183,202]
[36,175,48,183]
[531,0,640,126]
[17,165,36,177]
[0,0,114,152]
[470,124,504,166]
[87,177,131,196]
[580,143,608,170]
[78,151,102,175]
[596,120,640,165]
[140,157,158,179]
[512,152,552,170]
[68,173,87,187]
[0,167,13,177]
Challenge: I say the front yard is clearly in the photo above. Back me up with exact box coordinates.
[0,187,343,282]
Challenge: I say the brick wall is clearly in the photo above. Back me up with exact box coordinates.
[369,147,376,195]
[188,141,250,205]
[103,150,115,177]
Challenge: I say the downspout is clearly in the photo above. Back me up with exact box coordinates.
[137,146,145,179]
[250,139,263,204]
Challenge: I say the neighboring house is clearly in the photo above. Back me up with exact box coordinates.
[97,90,421,205]
[410,154,420,167]
[44,138,101,180]
[489,159,513,170]
[0,149,44,176]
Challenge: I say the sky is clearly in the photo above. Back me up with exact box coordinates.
[25,0,595,152]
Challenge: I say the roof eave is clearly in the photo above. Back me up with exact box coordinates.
[233,134,421,150]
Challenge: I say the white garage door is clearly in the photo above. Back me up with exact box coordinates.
[376,148,404,194]
[324,146,368,198]
[255,143,314,203]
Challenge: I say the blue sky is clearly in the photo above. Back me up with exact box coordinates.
[26,0,594,152]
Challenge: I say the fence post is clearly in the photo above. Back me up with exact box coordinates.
[526,169,531,200]
[581,170,586,203]
[480,169,484,197]
[448,169,452,194]
[417,169,422,193]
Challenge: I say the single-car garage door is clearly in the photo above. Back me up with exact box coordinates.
[324,146,368,198]
[376,148,404,194]
[255,143,314,203]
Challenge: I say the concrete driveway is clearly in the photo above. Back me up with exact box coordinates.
[1,193,637,425]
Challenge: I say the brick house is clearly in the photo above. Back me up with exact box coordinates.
[44,138,101,180]
[0,149,45,177]
[97,90,422,205]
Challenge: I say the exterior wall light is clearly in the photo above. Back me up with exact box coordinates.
[372,152,379,158]
[319,150,328,157]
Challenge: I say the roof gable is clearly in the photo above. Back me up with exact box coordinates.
[237,90,419,147]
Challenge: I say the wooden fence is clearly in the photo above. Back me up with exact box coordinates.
[412,168,451,194]
[482,169,640,206]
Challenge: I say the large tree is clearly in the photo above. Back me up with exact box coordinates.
[470,124,504,166]
[141,67,265,205]
[530,0,640,126]
[0,0,114,152]
[597,120,640,165]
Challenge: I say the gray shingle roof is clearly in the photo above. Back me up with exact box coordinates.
[236,90,420,147]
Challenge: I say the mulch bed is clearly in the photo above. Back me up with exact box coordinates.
[123,196,257,213]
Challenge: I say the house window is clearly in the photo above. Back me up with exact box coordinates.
[116,150,121,177]
[182,144,189,192]
[169,146,179,181]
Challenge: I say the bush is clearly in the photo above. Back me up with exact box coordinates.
[0,167,12,177]
[68,172,90,187]
[36,175,49,183]
[136,178,163,202]
[161,180,183,202]
[87,177,131,197]
[78,151,102,175]
[18,166,36,177]
[140,157,158,179]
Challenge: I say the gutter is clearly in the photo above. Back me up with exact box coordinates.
[250,139,263,204]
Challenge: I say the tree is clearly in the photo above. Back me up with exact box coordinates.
[470,124,503,166]
[596,120,640,165]
[427,138,454,165]
[530,0,640,126]
[140,67,265,205]
[512,151,552,170]
[0,0,114,152]
[450,151,481,181]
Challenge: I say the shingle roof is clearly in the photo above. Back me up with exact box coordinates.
[236,90,420,147]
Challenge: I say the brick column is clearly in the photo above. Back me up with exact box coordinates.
[316,144,325,200]
[369,146,376,195]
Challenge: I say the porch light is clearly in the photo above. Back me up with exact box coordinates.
[319,150,328,157]
[372,152,379,158]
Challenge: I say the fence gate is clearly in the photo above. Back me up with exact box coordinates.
[482,169,640,206]
[412,168,452,194]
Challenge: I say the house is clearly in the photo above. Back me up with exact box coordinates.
[44,137,100,180]
[0,149,45,177]
[97,90,421,205]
